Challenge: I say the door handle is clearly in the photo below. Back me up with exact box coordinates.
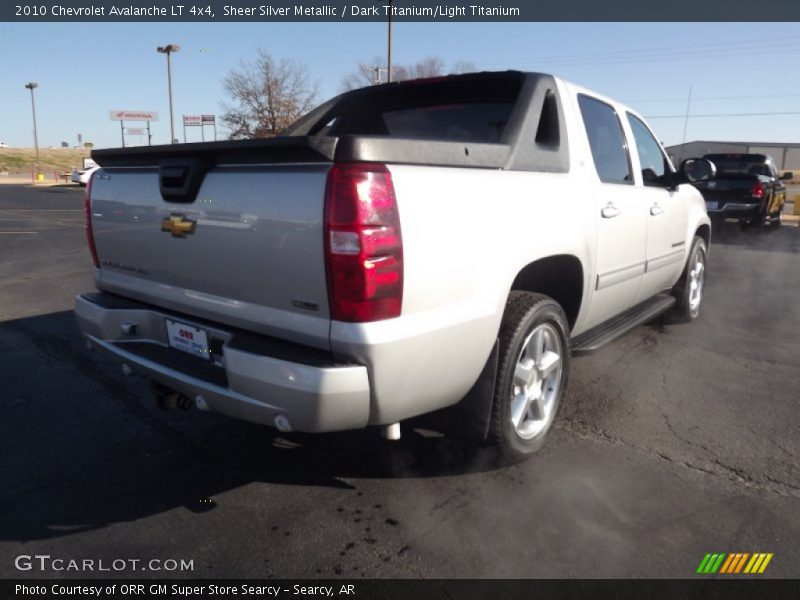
[650,204,664,216]
[601,203,621,219]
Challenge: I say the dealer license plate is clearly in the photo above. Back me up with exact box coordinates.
[165,319,210,360]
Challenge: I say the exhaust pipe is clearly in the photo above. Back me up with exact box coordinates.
[381,422,401,441]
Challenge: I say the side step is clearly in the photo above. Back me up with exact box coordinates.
[571,294,676,356]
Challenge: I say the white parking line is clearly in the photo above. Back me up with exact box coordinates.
[0,231,39,234]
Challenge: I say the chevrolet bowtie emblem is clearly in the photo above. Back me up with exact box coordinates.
[161,214,196,238]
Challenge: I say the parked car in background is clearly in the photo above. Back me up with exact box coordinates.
[688,153,792,228]
[72,165,100,186]
[0,141,9,148]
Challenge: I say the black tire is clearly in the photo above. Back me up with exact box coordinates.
[766,209,782,231]
[488,292,570,463]
[671,236,707,322]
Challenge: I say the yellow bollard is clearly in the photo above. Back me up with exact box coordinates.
[35,173,44,182]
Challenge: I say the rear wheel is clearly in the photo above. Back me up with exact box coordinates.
[671,236,707,322]
[767,209,782,230]
[489,292,570,463]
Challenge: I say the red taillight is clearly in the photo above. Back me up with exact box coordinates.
[751,181,765,199]
[324,163,403,322]
[84,171,99,268]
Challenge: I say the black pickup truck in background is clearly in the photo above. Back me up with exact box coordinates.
[688,154,792,229]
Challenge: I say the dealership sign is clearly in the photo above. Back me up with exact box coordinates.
[183,113,217,142]
[109,110,159,121]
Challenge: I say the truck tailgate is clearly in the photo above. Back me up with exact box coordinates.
[693,174,758,205]
[90,164,332,350]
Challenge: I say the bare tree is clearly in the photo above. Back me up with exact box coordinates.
[221,49,318,139]
[451,60,477,74]
[409,57,445,79]
[341,58,381,90]
[341,57,475,91]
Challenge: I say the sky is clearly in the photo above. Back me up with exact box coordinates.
[1,22,800,149]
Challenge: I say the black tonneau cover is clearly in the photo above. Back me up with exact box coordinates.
[92,136,338,168]
[93,71,569,173]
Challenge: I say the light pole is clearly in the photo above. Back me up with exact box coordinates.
[373,66,388,85]
[157,44,180,144]
[387,1,393,82]
[24,82,41,178]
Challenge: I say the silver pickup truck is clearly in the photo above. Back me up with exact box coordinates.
[75,71,712,461]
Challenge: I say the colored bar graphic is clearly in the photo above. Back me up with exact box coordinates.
[758,553,773,573]
[702,554,719,574]
[697,554,712,573]
[744,554,760,574]
[721,553,739,574]
[719,554,735,574]
[710,553,726,573]
[724,553,740,574]
[734,553,749,573]
[699,552,773,575]
[696,554,712,574]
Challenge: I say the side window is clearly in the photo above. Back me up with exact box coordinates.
[578,95,632,185]
[627,113,671,186]
[766,160,778,179]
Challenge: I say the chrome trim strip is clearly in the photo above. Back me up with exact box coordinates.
[646,249,685,273]
[596,261,646,290]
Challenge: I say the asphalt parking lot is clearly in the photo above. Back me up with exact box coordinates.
[0,183,798,579]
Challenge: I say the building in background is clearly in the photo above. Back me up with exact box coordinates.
[666,141,800,171]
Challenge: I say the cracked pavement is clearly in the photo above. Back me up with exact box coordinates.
[0,184,798,578]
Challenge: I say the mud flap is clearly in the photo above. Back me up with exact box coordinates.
[417,341,498,442]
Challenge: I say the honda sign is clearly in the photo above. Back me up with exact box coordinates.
[109,110,159,121]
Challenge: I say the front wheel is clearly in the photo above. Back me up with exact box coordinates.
[671,236,707,322]
[489,292,570,463]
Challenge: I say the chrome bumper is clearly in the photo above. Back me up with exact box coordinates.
[706,202,761,216]
[74,293,371,433]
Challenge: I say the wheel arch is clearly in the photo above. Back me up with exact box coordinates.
[510,254,584,329]
[434,256,583,444]
[695,223,710,247]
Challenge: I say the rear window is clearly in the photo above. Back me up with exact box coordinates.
[304,74,523,143]
[704,155,772,176]
[370,102,512,142]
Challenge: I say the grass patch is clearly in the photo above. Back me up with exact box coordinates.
[0,148,90,174]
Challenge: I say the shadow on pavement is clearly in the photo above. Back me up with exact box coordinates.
[0,310,497,542]
[711,219,800,252]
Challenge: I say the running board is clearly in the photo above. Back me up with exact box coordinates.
[571,294,676,356]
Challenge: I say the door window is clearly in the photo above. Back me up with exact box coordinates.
[627,113,671,187]
[578,95,632,185]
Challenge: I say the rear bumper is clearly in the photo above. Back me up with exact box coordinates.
[74,293,371,433]
[706,201,761,218]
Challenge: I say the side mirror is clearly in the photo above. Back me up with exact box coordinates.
[679,158,716,183]
[780,171,794,181]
